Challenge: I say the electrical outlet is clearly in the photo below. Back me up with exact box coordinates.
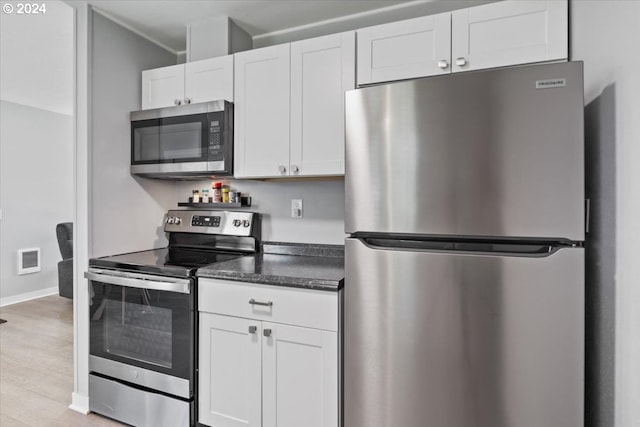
[291,199,303,218]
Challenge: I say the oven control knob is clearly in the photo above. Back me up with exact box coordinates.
[174,217,182,225]
[233,219,242,227]
[243,220,251,228]
[167,217,175,224]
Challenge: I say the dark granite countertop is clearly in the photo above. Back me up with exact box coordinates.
[197,242,344,291]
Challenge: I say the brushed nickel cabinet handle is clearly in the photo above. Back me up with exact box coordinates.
[437,59,449,69]
[249,298,273,307]
[456,57,468,66]
[248,325,257,334]
[263,328,272,337]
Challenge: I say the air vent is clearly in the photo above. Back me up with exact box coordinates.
[17,248,41,275]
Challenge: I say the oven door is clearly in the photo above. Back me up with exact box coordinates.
[85,268,194,399]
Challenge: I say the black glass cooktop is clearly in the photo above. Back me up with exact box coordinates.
[89,247,243,278]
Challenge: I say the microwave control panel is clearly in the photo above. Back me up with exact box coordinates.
[208,117,223,161]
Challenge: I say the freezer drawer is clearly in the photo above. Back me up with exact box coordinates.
[344,237,584,427]
[345,61,585,241]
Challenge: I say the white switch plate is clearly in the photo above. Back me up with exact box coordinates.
[291,199,303,218]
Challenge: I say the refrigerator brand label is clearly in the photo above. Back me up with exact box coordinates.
[535,78,567,89]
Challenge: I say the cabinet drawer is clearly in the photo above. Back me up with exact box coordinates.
[199,279,338,331]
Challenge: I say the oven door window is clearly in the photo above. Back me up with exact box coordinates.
[89,282,193,380]
[132,113,209,164]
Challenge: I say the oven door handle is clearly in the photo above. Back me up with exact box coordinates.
[84,271,191,294]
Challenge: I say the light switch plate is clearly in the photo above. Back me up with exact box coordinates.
[291,199,303,219]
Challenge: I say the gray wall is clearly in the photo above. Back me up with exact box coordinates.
[90,12,178,257]
[0,102,73,302]
[571,1,640,426]
[177,179,346,244]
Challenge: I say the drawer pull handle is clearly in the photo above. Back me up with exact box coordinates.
[249,298,273,307]
[263,328,272,337]
[248,326,257,334]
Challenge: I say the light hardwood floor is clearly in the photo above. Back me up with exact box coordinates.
[0,295,123,426]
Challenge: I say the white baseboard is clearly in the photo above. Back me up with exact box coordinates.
[0,286,59,307]
[69,392,90,414]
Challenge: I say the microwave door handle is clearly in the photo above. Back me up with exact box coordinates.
[84,271,191,294]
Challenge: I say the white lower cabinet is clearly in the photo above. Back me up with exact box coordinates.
[198,313,262,427]
[262,323,337,427]
[198,279,338,427]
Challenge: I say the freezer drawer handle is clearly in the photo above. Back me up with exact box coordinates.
[249,298,273,307]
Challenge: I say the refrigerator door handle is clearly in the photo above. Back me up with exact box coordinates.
[585,198,591,234]
[358,237,573,257]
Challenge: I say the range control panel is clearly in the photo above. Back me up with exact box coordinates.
[191,215,221,227]
[164,210,257,237]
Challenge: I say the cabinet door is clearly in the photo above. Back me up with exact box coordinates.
[357,13,451,85]
[451,0,568,72]
[262,323,338,427]
[185,56,234,104]
[141,64,185,110]
[290,32,355,177]
[198,313,262,427]
[234,44,291,178]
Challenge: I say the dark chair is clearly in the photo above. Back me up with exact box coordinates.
[56,222,73,299]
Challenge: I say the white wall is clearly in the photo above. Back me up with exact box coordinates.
[0,102,74,302]
[0,0,73,304]
[90,11,178,257]
[571,1,640,427]
[70,7,181,411]
[177,178,345,244]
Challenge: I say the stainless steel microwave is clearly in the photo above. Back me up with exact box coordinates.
[130,100,233,179]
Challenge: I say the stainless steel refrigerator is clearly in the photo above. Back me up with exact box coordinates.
[344,61,585,427]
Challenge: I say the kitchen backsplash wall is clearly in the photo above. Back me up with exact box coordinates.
[90,12,179,258]
[177,179,346,244]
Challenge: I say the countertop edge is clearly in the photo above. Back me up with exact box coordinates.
[197,270,344,292]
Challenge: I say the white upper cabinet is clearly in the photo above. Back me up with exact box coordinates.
[184,55,234,104]
[234,44,291,178]
[357,13,452,85]
[290,32,355,177]
[451,0,568,73]
[234,33,355,179]
[356,0,568,85]
[141,56,234,110]
[141,63,185,109]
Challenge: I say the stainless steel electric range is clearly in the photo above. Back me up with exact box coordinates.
[85,210,260,427]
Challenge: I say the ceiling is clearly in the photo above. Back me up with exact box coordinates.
[66,0,496,53]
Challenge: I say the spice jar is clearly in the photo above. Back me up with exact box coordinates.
[192,190,200,203]
[222,187,230,203]
[212,182,222,203]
